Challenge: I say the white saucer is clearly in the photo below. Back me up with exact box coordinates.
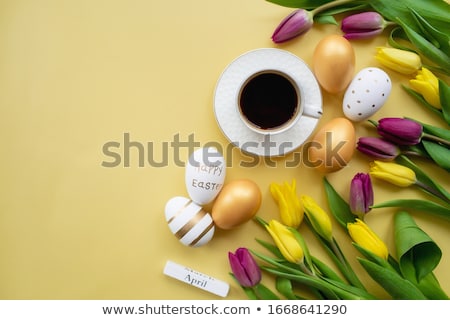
[213,48,322,157]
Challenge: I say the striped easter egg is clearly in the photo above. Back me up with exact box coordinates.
[164,196,215,247]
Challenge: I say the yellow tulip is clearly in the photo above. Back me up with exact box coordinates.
[375,47,421,75]
[270,179,303,228]
[369,160,416,187]
[409,67,441,109]
[347,219,389,260]
[301,195,333,242]
[266,220,304,264]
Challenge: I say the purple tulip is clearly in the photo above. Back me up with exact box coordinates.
[228,248,261,287]
[341,12,386,40]
[350,173,374,216]
[377,118,423,146]
[357,137,401,160]
[272,9,313,43]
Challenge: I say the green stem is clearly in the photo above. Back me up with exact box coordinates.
[263,267,375,300]
[330,238,367,290]
[368,119,379,127]
[422,132,450,148]
[415,180,450,204]
[401,150,430,158]
[298,261,314,276]
[311,0,357,16]
[384,21,397,28]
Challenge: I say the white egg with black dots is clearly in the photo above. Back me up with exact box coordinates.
[343,67,392,122]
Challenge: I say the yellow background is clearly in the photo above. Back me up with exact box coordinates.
[0,0,449,299]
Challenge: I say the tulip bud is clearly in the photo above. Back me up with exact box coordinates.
[228,248,261,287]
[347,219,389,260]
[357,137,401,160]
[301,195,333,242]
[270,179,303,228]
[376,117,423,146]
[341,12,386,40]
[349,173,374,217]
[375,47,421,75]
[272,9,313,43]
[409,67,441,109]
[369,160,417,187]
[266,220,304,264]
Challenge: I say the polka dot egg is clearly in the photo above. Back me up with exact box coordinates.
[343,67,392,122]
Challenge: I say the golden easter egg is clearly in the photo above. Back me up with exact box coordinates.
[211,179,262,230]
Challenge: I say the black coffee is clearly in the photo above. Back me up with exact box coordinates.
[239,72,298,130]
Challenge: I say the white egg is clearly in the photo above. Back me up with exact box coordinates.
[165,196,215,247]
[185,147,226,205]
[343,67,392,122]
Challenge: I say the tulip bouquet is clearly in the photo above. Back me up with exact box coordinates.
[229,180,376,300]
[323,176,448,299]
[267,0,450,73]
[228,178,449,299]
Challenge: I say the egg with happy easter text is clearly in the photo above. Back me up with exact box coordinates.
[343,67,392,122]
[185,147,226,205]
[313,35,355,94]
[165,196,215,247]
[211,179,261,230]
[308,117,356,173]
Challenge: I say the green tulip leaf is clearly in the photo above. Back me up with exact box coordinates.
[261,266,373,300]
[414,272,449,300]
[352,243,393,269]
[388,27,415,52]
[370,0,450,35]
[321,277,375,300]
[421,140,450,172]
[323,177,356,230]
[371,199,450,221]
[357,258,427,299]
[418,120,450,141]
[396,17,450,72]
[395,155,450,200]
[254,215,269,227]
[242,286,258,299]
[353,242,403,274]
[250,250,304,276]
[314,15,337,25]
[265,0,333,9]
[275,277,305,300]
[255,238,284,260]
[254,283,281,300]
[439,79,450,126]
[316,3,369,17]
[407,7,450,52]
[394,211,442,282]
[262,266,339,299]
[311,256,345,284]
[229,273,258,299]
[305,217,366,290]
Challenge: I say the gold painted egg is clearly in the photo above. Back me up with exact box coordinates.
[211,179,262,230]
